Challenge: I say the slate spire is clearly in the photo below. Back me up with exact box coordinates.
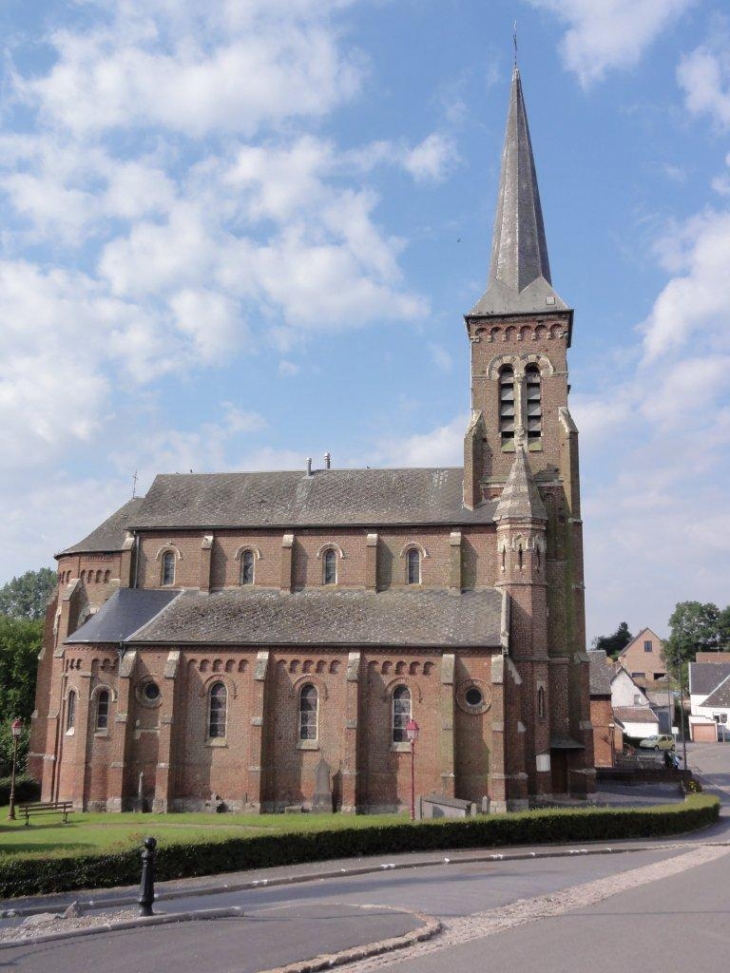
[469,66,568,317]
[493,446,547,523]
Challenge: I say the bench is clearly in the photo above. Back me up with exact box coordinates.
[19,801,73,825]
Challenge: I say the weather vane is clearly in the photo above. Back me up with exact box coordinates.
[513,21,518,66]
[132,469,138,499]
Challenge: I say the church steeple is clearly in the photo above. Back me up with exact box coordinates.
[469,66,568,317]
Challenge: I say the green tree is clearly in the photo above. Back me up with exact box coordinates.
[665,601,722,674]
[591,621,633,659]
[0,616,43,774]
[0,567,55,621]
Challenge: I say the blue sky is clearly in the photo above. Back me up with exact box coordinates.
[1,0,729,643]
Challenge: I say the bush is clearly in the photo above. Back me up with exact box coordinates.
[0,794,719,899]
[0,775,40,807]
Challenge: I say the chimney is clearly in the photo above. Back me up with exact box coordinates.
[324,452,331,470]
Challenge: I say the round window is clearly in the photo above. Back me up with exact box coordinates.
[144,682,160,701]
[465,687,483,708]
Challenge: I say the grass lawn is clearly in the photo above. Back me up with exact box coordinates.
[0,812,406,860]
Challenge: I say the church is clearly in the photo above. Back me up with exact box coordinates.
[29,66,595,814]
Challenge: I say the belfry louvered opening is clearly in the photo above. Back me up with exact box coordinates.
[499,365,515,450]
[525,364,542,447]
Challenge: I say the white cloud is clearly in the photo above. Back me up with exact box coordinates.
[21,9,365,138]
[372,415,467,468]
[678,44,730,128]
[402,133,459,184]
[278,360,301,376]
[525,0,694,86]
[641,209,730,360]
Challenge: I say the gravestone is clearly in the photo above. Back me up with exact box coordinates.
[311,757,333,813]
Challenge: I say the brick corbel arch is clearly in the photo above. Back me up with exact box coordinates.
[198,673,238,699]
[316,543,345,559]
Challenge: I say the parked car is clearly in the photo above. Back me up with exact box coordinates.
[638,734,675,751]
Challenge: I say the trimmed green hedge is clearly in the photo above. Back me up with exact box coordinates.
[0,794,719,899]
[0,775,40,807]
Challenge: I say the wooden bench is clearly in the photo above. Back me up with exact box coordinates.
[19,801,73,825]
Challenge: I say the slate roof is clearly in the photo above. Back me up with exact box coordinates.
[468,66,569,318]
[59,498,144,556]
[588,650,613,696]
[126,468,497,531]
[70,587,505,647]
[689,662,730,697]
[493,447,547,522]
[67,589,179,644]
[699,674,730,709]
[613,706,658,725]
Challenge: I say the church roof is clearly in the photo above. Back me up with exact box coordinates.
[493,448,547,522]
[59,497,144,555]
[66,588,178,644]
[67,587,505,648]
[127,467,497,531]
[468,66,569,318]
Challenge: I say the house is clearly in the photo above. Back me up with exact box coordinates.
[28,65,595,814]
[588,650,618,767]
[616,628,666,687]
[610,665,658,742]
[689,658,730,742]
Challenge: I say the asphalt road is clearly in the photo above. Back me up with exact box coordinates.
[3,743,730,973]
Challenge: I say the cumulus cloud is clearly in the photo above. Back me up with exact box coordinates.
[678,42,730,127]
[525,0,694,86]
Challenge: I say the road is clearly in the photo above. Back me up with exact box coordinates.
[3,743,730,973]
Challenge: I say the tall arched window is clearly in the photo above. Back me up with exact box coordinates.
[499,365,515,449]
[66,690,77,731]
[208,682,227,738]
[392,685,411,743]
[240,550,255,585]
[537,685,546,720]
[299,684,318,741]
[162,551,175,586]
[96,689,110,730]
[406,549,421,585]
[525,364,542,446]
[323,549,337,585]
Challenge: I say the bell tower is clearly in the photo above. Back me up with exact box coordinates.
[464,64,594,799]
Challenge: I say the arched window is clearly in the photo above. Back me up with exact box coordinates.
[392,685,411,743]
[525,364,542,446]
[96,689,110,730]
[162,551,175,586]
[537,686,546,720]
[240,550,255,586]
[406,549,421,585]
[66,691,77,731]
[208,682,227,738]
[499,365,515,449]
[299,684,318,741]
[323,549,337,585]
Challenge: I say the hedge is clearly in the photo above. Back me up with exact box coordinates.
[0,794,719,899]
[0,775,40,807]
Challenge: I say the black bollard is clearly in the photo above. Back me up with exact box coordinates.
[139,836,157,917]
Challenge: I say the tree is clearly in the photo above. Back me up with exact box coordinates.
[591,621,633,659]
[0,616,43,774]
[0,567,55,621]
[664,601,722,674]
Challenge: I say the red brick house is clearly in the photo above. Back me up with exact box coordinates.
[29,67,595,814]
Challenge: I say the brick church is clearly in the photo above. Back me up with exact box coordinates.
[29,66,595,814]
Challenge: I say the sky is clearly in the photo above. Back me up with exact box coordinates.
[0,0,728,643]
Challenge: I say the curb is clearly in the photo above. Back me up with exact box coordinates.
[0,905,243,949]
[246,909,442,973]
[0,902,443,973]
